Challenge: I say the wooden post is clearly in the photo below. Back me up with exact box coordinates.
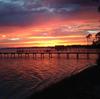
[7,53,9,58]
[33,53,35,58]
[49,53,52,58]
[2,53,4,58]
[66,53,69,59]
[43,53,44,58]
[4,53,6,58]
[49,53,50,58]
[87,53,89,59]
[35,53,37,59]
[50,54,52,58]
[58,53,60,58]
[25,53,27,58]
[76,53,79,59]
[14,53,16,58]
[11,53,13,58]
[28,53,30,58]
[41,53,44,59]
[21,53,23,58]
[41,53,42,58]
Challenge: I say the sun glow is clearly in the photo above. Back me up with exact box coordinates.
[0,19,100,47]
[25,40,63,47]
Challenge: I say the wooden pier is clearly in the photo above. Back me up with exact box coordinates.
[0,51,100,59]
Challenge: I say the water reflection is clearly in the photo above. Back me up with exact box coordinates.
[0,55,97,99]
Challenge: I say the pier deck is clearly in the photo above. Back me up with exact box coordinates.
[0,51,100,59]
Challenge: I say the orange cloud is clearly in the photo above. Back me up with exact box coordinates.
[0,17,99,47]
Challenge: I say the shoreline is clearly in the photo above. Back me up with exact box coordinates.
[28,61,100,99]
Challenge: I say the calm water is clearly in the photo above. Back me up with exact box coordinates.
[0,54,98,99]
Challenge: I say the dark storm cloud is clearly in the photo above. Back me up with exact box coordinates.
[0,13,33,26]
[47,0,100,5]
[0,0,99,26]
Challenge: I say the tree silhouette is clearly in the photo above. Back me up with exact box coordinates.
[93,32,100,45]
[95,32,100,41]
[86,34,92,45]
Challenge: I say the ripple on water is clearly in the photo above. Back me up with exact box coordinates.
[0,55,97,99]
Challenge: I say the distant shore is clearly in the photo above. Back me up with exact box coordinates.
[28,58,100,99]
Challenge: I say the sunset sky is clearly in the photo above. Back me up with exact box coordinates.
[0,0,100,47]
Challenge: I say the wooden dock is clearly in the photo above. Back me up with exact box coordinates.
[0,51,100,59]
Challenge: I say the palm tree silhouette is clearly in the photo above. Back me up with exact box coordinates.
[86,34,92,45]
[95,32,100,41]
[92,32,100,45]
